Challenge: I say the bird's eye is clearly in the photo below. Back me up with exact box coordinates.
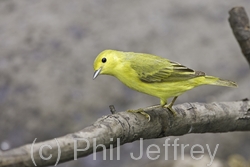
[102,58,107,63]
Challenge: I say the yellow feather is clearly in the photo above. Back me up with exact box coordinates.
[93,50,237,107]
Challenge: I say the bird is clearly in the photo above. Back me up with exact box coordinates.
[93,50,237,121]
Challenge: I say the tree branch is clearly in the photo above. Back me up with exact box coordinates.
[0,101,250,167]
[229,7,250,65]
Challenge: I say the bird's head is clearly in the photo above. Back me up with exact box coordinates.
[93,50,121,79]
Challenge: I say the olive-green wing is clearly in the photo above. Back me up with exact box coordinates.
[129,53,205,83]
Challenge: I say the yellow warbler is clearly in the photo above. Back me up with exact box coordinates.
[93,50,237,120]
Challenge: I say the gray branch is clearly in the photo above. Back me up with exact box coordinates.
[229,7,250,65]
[0,101,250,167]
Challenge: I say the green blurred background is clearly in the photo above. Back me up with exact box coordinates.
[0,0,249,166]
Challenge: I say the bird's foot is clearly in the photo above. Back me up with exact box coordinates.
[162,96,178,116]
[127,109,151,122]
[163,103,177,116]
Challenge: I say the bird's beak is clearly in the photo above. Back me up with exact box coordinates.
[93,68,102,79]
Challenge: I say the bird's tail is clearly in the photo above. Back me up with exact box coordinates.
[205,76,237,87]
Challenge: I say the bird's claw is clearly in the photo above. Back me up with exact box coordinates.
[127,109,151,122]
[162,96,178,116]
[163,104,177,116]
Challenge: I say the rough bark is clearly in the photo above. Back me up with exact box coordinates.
[229,7,250,65]
[0,101,250,167]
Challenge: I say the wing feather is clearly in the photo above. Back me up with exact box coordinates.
[129,53,205,83]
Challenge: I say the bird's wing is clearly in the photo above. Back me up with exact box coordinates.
[129,54,205,83]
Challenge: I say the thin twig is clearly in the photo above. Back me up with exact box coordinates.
[109,105,116,114]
